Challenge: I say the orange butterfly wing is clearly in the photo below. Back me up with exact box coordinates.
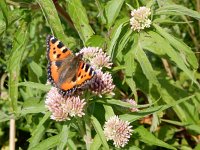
[46,35,73,84]
[46,35,96,96]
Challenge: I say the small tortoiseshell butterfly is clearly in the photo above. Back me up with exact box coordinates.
[46,35,96,96]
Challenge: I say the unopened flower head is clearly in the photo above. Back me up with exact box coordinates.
[89,69,115,96]
[130,6,151,32]
[77,47,112,69]
[103,116,133,148]
[125,99,139,112]
[45,87,86,121]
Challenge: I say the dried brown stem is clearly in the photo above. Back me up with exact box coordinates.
[161,58,173,79]
[9,117,15,150]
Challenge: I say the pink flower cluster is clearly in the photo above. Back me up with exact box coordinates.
[78,47,112,69]
[104,116,133,148]
[130,6,151,32]
[45,87,86,121]
[125,98,139,112]
[78,47,115,96]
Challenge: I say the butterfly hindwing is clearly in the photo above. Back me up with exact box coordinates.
[76,62,95,86]
[46,35,96,96]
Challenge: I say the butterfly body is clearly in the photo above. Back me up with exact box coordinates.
[46,35,95,96]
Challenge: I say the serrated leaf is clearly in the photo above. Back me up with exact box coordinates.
[36,0,75,48]
[0,111,10,123]
[8,21,28,113]
[120,95,194,122]
[57,124,69,150]
[67,139,77,150]
[0,19,6,34]
[124,50,138,100]
[116,29,132,59]
[0,0,9,25]
[156,4,200,20]
[107,18,129,59]
[133,37,161,88]
[20,104,46,116]
[140,32,165,55]
[120,105,164,122]
[154,24,198,70]
[134,126,176,149]
[67,0,94,44]
[186,124,200,134]
[85,35,105,47]
[105,0,125,28]
[103,105,115,120]
[28,112,51,149]
[142,31,196,87]
[91,116,109,150]
[29,61,43,80]
[18,82,51,92]
[90,134,102,150]
[30,135,59,150]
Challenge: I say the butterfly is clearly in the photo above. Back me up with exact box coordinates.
[46,35,96,96]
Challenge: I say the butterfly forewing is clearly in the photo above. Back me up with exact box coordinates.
[46,35,72,61]
[46,35,96,96]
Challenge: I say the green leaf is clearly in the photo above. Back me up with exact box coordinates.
[95,0,106,24]
[97,99,133,108]
[90,134,102,150]
[8,21,28,113]
[107,18,129,59]
[57,124,70,149]
[129,145,141,150]
[103,105,115,120]
[194,144,200,150]
[0,111,10,123]
[120,95,194,122]
[142,31,197,89]
[105,0,125,28]
[162,119,200,134]
[124,49,138,100]
[67,139,77,150]
[30,135,60,150]
[140,32,165,55]
[85,35,105,47]
[0,0,9,25]
[187,124,200,134]
[20,103,46,116]
[134,36,161,88]
[67,0,94,44]
[91,116,109,150]
[120,105,164,122]
[154,24,198,70]
[18,82,51,92]
[116,29,132,59]
[29,61,43,80]
[156,4,200,20]
[134,126,176,149]
[28,112,51,149]
[0,19,6,35]
[154,25,200,87]
[36,0,75,48]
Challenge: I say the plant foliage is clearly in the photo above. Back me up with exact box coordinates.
[0,0,200,149]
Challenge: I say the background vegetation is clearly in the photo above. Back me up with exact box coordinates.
[0,0,200,149]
